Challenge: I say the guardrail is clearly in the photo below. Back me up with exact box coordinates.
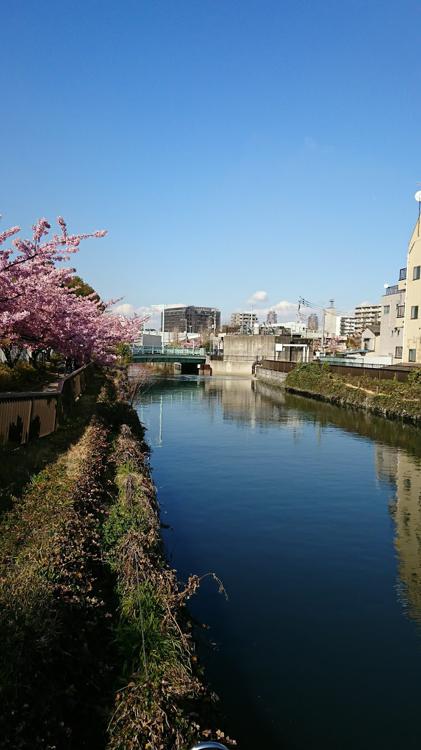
[132,346,206,357]
[0,364,90,446]
[259,360,298,373]
[258,358,413,382]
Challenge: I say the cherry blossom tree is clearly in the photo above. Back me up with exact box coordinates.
[0,216,142,366]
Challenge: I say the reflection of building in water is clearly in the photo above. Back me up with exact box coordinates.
[376,445,421,624]
[204,378,281,427]
[203,378,304,430]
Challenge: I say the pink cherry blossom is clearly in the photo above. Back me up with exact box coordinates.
[0,216,143,366]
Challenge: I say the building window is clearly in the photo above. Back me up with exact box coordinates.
[409,349,417,362]
[396,304,405,318]
[414,266,421,280]
[411,306,419,320]
[395,346,402,358]
[383,305,390,314]
[399,267,407,280]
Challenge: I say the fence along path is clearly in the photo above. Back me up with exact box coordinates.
[0,364,89,446]
[259,359,414,382]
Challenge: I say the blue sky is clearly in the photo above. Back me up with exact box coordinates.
[1,0,420,325]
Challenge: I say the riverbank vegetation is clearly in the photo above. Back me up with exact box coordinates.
[0,369,231,749]
[286,363,421,424]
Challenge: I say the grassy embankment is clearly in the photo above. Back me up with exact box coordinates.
[285,363,421,424]
[0,370,230,750]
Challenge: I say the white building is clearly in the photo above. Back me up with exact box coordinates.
[230,312,258,331]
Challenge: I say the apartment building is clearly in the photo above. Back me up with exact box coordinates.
[307,313,319,331]
[339,315,356,336]
[230,312,258,331]
[354,303,381,333]
[163,306,220,334]
[376,208,421,364]
[378,269,406,363]
[403,216,421,363]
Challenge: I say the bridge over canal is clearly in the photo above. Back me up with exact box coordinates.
[131,346,208,373]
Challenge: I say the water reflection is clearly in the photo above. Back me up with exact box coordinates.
[376,445,421,625]
[140,377,421,629]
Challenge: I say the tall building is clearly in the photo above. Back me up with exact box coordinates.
[307,313,319,331]
[376,206,421,364]
[324,300,340,337]
[339,316,356,336]
[354,303,381,333]
[230,312,258,332]
[162,306,220,334]
[403,213,421,363]
[267,310,278,325]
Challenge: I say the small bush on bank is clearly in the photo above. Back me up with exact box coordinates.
[0,362,53,392]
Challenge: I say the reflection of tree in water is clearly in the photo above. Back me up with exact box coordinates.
[376,445,421,626]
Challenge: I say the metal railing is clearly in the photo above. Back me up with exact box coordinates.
[385,284,399,296]
[132,346,206,357]
[0,364,90,446]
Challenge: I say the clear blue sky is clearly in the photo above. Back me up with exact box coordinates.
[1,0,420,323]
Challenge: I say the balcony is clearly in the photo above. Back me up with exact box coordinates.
[399,267,407,280]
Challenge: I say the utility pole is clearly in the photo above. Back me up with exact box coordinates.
[321,308,325,357]
[161,305,165,353]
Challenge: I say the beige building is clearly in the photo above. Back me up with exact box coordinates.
[378,271,406,363]
[361,324,380,352]
[403,215,421,363]
[376,444,421,625]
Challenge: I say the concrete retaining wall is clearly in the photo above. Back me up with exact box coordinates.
[255,367,288,387]
[211,360,253,377]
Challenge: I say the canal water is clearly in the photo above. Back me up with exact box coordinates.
[135,376,421,750]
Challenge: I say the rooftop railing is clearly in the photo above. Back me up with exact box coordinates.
[385,284,399,295]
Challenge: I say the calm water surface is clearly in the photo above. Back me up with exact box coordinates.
[136,376,421,750]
